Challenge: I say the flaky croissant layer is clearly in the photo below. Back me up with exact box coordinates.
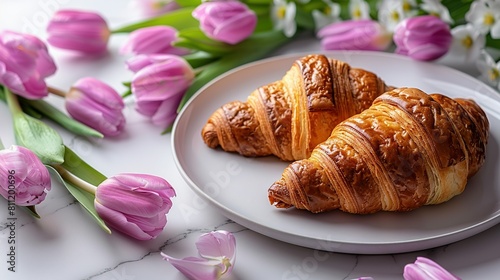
[202,54,392,161]
[268,87,489,214]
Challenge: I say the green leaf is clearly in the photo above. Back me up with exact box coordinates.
[0,85,5,102]
[21,98,104,138]
[178,29,293,111]
[242,0,273,4]
[183,51,220,68]
[442,0,473,26]
[486,34,500,50]
[20,206,40,219]
[60,146,107,186]
[12,113,65,165]
[175,28,237,55]
[295,6,316,30]
[111,7,198,33]
[20,102,43,119]
[46,165,111,234]
[5,88,65,164]
[174,0,200,7]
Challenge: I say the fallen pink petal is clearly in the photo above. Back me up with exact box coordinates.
[404,257,460,280]
[161,230,236,280]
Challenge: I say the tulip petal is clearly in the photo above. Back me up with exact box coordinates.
[65,77,125,137]
[196,230,236,262]
[393,15,452,61]
[94,173,175,240]
[46,9,110,54]
[403,257,460,280]
[161,231,236,279]
[0,145,51,206]
[0,30,55,99]
[161,254,221,280]
[193,1,257,44]
[96,183,168,217]
[150,94,183,129]
[120,26,188,55]
[95,201,161,240]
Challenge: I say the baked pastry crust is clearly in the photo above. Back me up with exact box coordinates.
[201,54,392,161]
[268,87,490,214]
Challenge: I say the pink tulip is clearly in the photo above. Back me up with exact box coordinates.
[125,54,176,73]
[162,230,236,280]
[94,173,176,240]
[192,0,257,44]
[317,19,392,51]
[404,257,460,280]
[0,145,51,206]
[46,10,110,55]
[130,55,194,129]
[394,15,452,61]
[120,26,188,56]
[0,30,56,99]
[66,77,126,137]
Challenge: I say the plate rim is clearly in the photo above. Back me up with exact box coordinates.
[171,51,500,254]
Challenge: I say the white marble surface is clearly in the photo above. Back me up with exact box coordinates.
[1,1,500,279]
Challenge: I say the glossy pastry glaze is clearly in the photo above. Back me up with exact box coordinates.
[201,54,392,161]
[268,88,490,214]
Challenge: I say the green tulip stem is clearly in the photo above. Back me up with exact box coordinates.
[0,137,4,150]
[48,86,67,98]
[52,164,97,195]
[4,87,23,118]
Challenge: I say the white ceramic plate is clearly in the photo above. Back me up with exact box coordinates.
[172,51,500,254]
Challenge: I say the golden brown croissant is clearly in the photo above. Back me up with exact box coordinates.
[201,54,392,161]
[268,87,489,214]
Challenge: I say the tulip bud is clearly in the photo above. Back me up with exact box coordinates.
[317,19,392,51]
[0,30,56,99]
[125,54,175,73]
[46,10,110,55]
[94,173,176,240]
[120,26,188,56]
[130,55,194,129]
[192,0,257,44]
[66,77,126,137]
[393,15,452,61]
[0,145,51,206]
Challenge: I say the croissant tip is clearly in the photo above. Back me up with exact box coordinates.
[201,122,220,148]
[268,181,293,209]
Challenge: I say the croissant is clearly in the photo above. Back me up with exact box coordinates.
[268,87,489,214]
[201,54,392,161]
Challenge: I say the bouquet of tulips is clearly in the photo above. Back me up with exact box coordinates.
[1,0,498,279]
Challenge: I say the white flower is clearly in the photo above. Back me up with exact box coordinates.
[378,0,418,32]
[465,0,500,38]
[476,49,500,89]
[312,0,341,31]
[448,24,486,62]
[271,0,297,37]
[420,0,454,24]
[349,0,371,20]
